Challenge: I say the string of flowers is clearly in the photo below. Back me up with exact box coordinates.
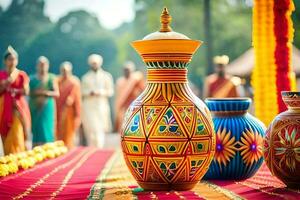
[252,0,278,126]
[0,141,68,177]
[252,0,295,125]
[274,0,296,112]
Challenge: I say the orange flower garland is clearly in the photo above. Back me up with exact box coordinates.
[252,0,295,125]
[252,0,278,125]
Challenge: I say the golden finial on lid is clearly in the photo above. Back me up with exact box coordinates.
[160,7,172,32]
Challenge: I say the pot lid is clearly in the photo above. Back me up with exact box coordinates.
[131,7,202,64]
[142,7,190,40]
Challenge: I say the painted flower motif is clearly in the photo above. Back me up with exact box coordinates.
[275,127,300,171]
[131,160,144,176]
[214,128,237,166]
[159,109,180,135]
[240,128,263,166]
[159,161,177,180]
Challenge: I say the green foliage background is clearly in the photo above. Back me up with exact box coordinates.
[0,0,299,90]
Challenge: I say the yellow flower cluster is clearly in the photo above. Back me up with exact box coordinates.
[0,141,68,177]
[251,0,278,126]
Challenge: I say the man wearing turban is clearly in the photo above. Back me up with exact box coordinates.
[203,55,241,98]
[81,54,114,148]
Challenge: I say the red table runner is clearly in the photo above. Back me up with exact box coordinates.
[88,150,300,200]
[0,147,113,200]
[1,148,299,199]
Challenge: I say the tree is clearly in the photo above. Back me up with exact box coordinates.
[0,0,52,62]
[293,1,300,49]
[129,0,252,88]
[204,0,213,74]
[23,10,118,77]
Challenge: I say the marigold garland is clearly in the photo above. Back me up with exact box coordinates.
[0,141,68,177]
[252,0,295,125]
[274,0,296,112]
[252,0,278,126]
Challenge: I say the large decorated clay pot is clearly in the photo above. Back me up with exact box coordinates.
[120,8,215,191]
[264,91,300,189]
[204,98,266,179]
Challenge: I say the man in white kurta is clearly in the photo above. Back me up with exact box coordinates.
[81,54,114,148]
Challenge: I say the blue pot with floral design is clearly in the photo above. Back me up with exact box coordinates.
[204,98,266,180]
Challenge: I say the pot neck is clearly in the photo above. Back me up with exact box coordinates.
[205,98,251,117]
[146,61,189,84]
[282,92,300,112]
[147,68,187,83]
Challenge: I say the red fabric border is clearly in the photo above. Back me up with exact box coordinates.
[0,147,113,200]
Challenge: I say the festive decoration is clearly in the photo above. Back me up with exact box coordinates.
[274,0,296,112]
[264,91,300,189]
[0,141,68,177]
[0,147,112,199]
[121,8,215,190]
[252,0,278,125]
[204,98,266,179]
[89,150,300,199]
[252,0,295,125]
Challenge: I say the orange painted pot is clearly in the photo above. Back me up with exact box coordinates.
[120,8,215,191]
[264,91,300,189]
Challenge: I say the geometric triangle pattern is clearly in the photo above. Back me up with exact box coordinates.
[145,158,167,183]
[123,141,145,155]
[173,162,189,182]
[152,157,185,182]
[188,156,207,180]
[194,110,209,137]
[150,141,187,155]
[142,105,166,136]
[126,155,147,181]
[121,105,140,132]
[150,108,186,138]
[123,112,145,139]
[121,82,215,190]
[173,105,195,135]
[190,140,210,155]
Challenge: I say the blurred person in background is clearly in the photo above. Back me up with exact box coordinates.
[29,56,59,147]
[203,55,241,98]
[56,61,81,149]
[81,54,114,148]
[115,61,145,133]
[0,46,31,155]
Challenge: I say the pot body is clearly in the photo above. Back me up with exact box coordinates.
[121,66,215,190]
[204,98,266,180]
[264,91,300,189]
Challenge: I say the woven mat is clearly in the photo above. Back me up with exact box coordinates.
[88,150,300,200]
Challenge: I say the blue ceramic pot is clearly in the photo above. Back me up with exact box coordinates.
[204,98,266,180]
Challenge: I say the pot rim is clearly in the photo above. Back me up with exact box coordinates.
[205,97,251,102]
[281,91,300,96]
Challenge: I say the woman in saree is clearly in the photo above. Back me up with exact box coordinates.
[29,56,59,147]
[0,46,31,155]
[115,61,145,133]
[56,62,81,149]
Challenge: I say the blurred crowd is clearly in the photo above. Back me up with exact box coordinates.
[0,46,243,156]
[0,46,145,155]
